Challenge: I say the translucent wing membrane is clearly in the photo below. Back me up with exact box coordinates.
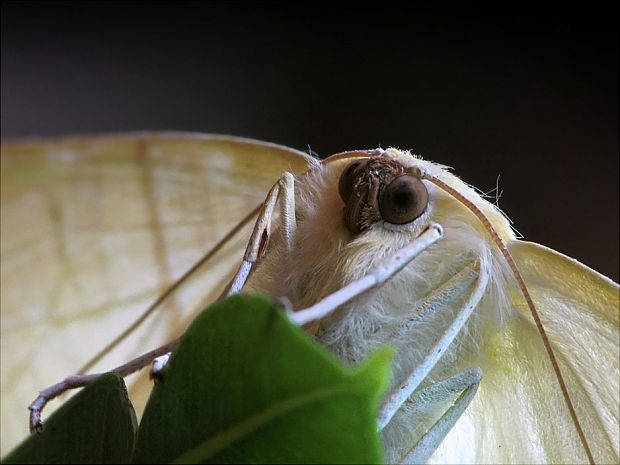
[429,242,619,463]
[0,133,313,455]
[2,137,618,465]
[503,241,619,461]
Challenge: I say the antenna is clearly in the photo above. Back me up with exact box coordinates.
[419,169,595,465]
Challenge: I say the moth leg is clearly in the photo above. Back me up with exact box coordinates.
[222,172,297,297]
[149,173,298,379]
[397,367,482,464]
[28,175,299,432]
[377,257,489,430]
[29,338,179,433]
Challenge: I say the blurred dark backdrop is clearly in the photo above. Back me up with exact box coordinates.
[2,2,618,281]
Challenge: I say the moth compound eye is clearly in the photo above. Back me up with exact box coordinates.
[379,175,428,224]
[338,160,365,202]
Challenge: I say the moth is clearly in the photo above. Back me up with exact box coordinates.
[1,133,618,464]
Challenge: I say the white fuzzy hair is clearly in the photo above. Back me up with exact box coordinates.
[245,148,520,462]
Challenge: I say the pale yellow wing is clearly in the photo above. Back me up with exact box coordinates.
[432,240,619,464]
[0,133,314,456]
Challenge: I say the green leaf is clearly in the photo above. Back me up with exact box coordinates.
[2,373,137,464]
[132,294,392,464]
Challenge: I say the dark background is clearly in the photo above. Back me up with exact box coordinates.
[2,2,618,281]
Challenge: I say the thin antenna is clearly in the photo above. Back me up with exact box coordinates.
[76,205,262,375]
[421,171,596,465]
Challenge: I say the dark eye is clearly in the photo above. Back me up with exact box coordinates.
[378,175,428,224]
[338,160,365,202]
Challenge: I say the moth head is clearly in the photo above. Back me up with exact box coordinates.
[337,153,429,234]
[325,148,514,245]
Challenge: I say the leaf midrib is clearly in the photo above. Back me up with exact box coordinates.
[171,383,355,463]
